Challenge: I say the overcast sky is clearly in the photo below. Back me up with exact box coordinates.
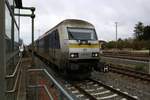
[20,0,150,44]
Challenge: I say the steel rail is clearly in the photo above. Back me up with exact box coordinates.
[28,68,74,100]
[111,66,150,77]
[28,85,54,100]
[73,84,97,100]
[88,78,138,100]
[101,55,149,62]
[110,66,150,81]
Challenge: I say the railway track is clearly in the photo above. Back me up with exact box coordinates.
[101,55,149,62]
[65,79,138,100]
[110,66,150,82]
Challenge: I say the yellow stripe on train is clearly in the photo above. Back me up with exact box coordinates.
[69,44,99,48]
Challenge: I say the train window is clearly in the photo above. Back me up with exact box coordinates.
[39,38,44,48]
[54,30,59,40]
[54,30,60,48]
[67,28,97,40]
[48,29,60,49]
[44,36,49,51]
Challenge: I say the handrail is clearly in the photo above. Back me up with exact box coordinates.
[6,57,22,93]
[6,57,22,78]
[28,85,54,100]
[28,68,74,100]
[6,68,21,93]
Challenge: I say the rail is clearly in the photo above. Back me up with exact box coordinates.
[73,84,97,100]
[111,66,150,76]
[28,68,74,100]
[101,55,149,62]
[89,79,138,100]
[110,66,150,81]
[101,55,149,63]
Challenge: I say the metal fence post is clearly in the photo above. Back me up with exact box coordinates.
[31,8,35,66]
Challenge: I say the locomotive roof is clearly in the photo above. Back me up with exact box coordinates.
[38,19,94,40]
[59,19,94,26]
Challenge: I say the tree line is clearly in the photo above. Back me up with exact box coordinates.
[134,22,150,40]
[103,22,150,50]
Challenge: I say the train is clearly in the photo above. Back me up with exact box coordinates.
[32,19,102,78]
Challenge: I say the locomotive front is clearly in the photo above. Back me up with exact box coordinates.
[66,24,100,76]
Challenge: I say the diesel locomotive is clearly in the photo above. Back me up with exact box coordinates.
[34,19,101,78]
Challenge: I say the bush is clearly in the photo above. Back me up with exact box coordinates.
[135,64,145,71]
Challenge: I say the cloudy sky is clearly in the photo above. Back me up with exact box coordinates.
[20,0,150,44]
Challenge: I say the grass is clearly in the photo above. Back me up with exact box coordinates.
[134,64,145,72]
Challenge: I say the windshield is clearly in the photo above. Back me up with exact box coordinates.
[68,28,97,40]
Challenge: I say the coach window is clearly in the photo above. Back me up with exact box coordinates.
[44,36,49,51]
[39,39,42,49]
[54,30,60,48]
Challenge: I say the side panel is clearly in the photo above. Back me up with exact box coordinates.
[0,0,6,99]
[58,25,69,70]
[37,28,63,69]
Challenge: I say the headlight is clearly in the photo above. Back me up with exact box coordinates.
[70,53,78,58]
[92,52,99,57]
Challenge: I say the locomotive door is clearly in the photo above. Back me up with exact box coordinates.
[51,29,60,61]
[53,30,60,61]
[51,30,57,61]
[53,32,56,60]
[44,36,49,59]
